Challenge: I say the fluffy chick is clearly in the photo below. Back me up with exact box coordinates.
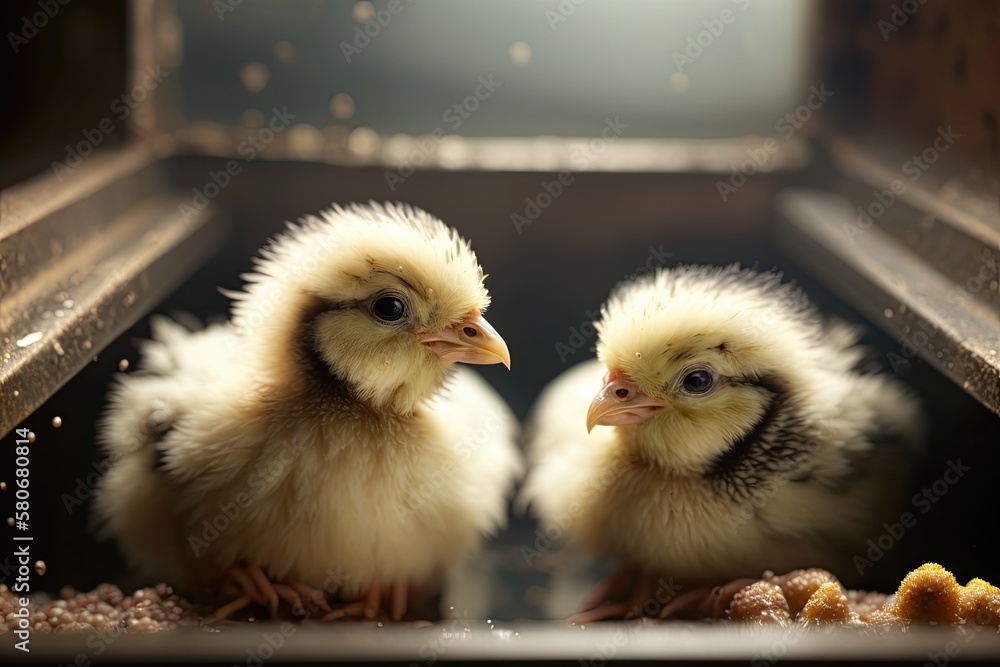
[95,202,523,620]
[521,265,923,621]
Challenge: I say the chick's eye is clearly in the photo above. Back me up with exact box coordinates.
[371,296,406,323]
[681,369,713,395]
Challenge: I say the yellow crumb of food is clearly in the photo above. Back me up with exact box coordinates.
[798,581,859,625]
[727,563,998,628]
[885,563,963,625]
[728,581,791,625]
[770,568,840,618]
[958,577,1000,629]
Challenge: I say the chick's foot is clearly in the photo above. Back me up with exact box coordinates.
[571,571,680,623]
[322,579,409,622]
[571,569,757,622]
[211,564,332,620]
[655,579,758,619]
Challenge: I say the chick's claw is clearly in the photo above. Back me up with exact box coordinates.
[656,579,758,619]
[321,585,378,621]
[287,581,333,615]
[210,594,254,621]
[571,572,673,623]
[211,564,332,620]
[578,567,636,614]
[569,601,634,625]
[209,563,278,620]
[389,579,409,621]
[321,580,409,622]
[571,571,759,622]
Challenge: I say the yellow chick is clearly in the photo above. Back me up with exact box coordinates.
[95,202,522,620]
[521,265,923,621]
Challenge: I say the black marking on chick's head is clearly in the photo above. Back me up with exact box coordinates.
[705,375,817,504]
[294,295,358,403]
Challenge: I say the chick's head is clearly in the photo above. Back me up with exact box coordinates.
[233,202,509,414]
[591,265,824,473]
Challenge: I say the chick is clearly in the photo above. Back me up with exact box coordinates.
[521,265,923,622]
[95,202,523,620]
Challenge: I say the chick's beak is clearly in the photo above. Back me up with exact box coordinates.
[586,372,667,432]
[418,313,511,369]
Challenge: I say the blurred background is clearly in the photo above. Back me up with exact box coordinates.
[1,0,998,640]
